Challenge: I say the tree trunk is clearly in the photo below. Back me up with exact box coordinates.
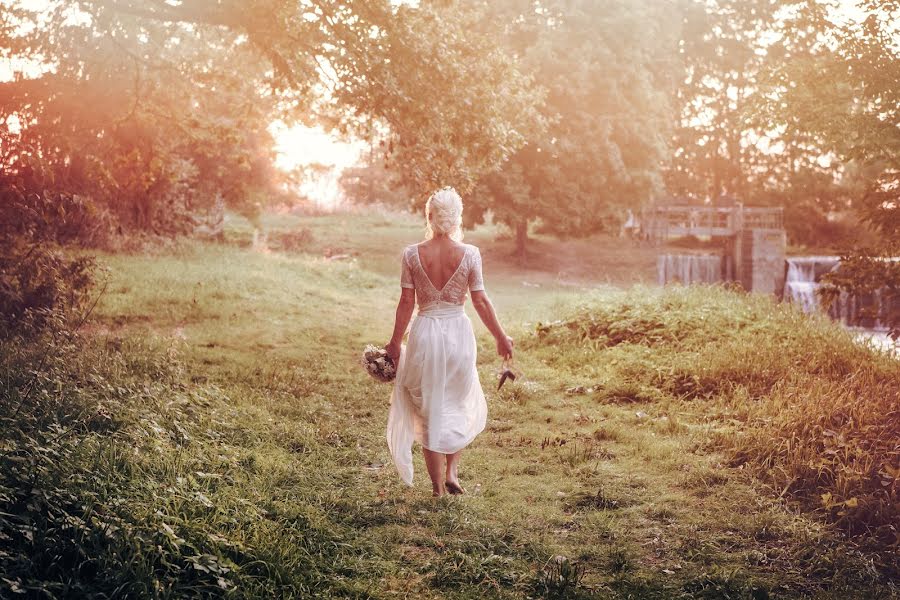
[515,220,528,261]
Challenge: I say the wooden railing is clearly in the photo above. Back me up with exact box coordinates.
[641,205,782,240]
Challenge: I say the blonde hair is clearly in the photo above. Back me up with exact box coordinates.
[425,186,463,241]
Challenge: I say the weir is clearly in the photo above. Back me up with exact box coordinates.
[647,205,894,331]
[783,256,894,329]
[649,204,785,293]
[656,254,724,285]
[657,251,893,330]
[783,256,840,313]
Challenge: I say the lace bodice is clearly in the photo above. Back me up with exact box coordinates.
[400,243,485,307]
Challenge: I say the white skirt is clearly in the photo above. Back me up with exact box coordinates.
[386,302,488,485]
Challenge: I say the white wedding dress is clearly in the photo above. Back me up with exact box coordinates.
[386,243,488,485]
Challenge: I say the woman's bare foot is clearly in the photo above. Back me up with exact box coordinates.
[445,480,465,495]
[432,483,445,497]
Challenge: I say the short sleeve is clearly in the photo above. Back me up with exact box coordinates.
[400,248,415,289]
[468,247,485,292]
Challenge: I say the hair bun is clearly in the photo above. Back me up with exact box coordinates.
[426,187,463,241]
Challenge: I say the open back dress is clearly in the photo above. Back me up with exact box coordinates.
[386,243,488,485]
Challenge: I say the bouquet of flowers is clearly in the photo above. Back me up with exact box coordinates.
[361,344,398,383]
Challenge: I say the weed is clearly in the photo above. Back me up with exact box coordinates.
[607,548,632,575]
[533,555,587,599]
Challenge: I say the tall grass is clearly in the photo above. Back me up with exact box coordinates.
[3,230,897,597]
[0,330,390,597]
[526,285,899,569]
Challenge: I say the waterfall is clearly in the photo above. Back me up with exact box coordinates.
[783,256,840,314]
[657,254,723,285]
[783,256,890,329]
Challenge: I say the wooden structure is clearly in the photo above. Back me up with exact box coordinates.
[642,205,783,241]
[647,204,786,295]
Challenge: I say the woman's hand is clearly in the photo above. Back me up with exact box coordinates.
[385,340,401,364]
[496,335,514,359]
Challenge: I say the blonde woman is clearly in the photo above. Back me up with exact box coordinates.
[384,187,514,496]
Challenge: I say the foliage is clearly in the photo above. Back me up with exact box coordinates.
[751,1,899,333]
[819,250,900,339]
[463,0,681,255]
[0,183,98,332]
[669,0,815,204]
[1,0,540,236]
[339,151,411,208]
[2,1,285,235]
[667,1,887,251]
[332,1,544,198]
[753,1,900,220]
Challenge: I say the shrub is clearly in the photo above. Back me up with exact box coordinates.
[0,185,99,332]
[270,227,315,253]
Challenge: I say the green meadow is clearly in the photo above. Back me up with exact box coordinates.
[1,212,897,598]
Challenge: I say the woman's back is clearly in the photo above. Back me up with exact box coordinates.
[416,240,466,291]
[400,241,485,308]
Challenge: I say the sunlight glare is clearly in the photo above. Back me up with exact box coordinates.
[269,121,365,172]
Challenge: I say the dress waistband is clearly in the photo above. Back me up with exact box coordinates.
[416,303,465,319]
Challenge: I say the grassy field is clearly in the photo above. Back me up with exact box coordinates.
[1,211,897,598]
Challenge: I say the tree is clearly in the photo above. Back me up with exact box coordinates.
[459,0,682,258]
[753,0,899,335]
[339,151,411,208]
[329,2,544,198]
[1,0,541,235]
[667,0,837,201]
[1,1,286,233]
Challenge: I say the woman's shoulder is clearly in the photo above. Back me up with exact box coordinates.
[463,243,481,256]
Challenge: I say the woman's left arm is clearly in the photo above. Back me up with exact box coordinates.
[385,288,415,362]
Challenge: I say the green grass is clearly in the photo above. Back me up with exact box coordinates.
[1,212,897,598]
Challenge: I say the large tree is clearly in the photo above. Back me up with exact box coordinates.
[1,0,541,235]
[460,0,682,257]
[666,0,884,249]
[752,0,899,334]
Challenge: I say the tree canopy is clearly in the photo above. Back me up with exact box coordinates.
[2,0,897,275]
[750,0,900,334]
[460,0,682,255]
[1,0,540,234]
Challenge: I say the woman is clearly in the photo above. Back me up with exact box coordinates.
[384,187,514,497]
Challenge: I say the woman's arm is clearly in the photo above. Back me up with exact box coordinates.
[385,287,415,362]
[471,290,514,359]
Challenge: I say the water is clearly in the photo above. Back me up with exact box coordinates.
[853,328,899,357]
[783,256,889,329]
[657,254,893,334]
[657,254,723,285]
[783,256,840,314]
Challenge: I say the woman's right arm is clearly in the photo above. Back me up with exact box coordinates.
[385,288,415,362]
[471,290,514,359]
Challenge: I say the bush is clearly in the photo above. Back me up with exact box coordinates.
[0,185,99,332]
[269,227,315,253]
